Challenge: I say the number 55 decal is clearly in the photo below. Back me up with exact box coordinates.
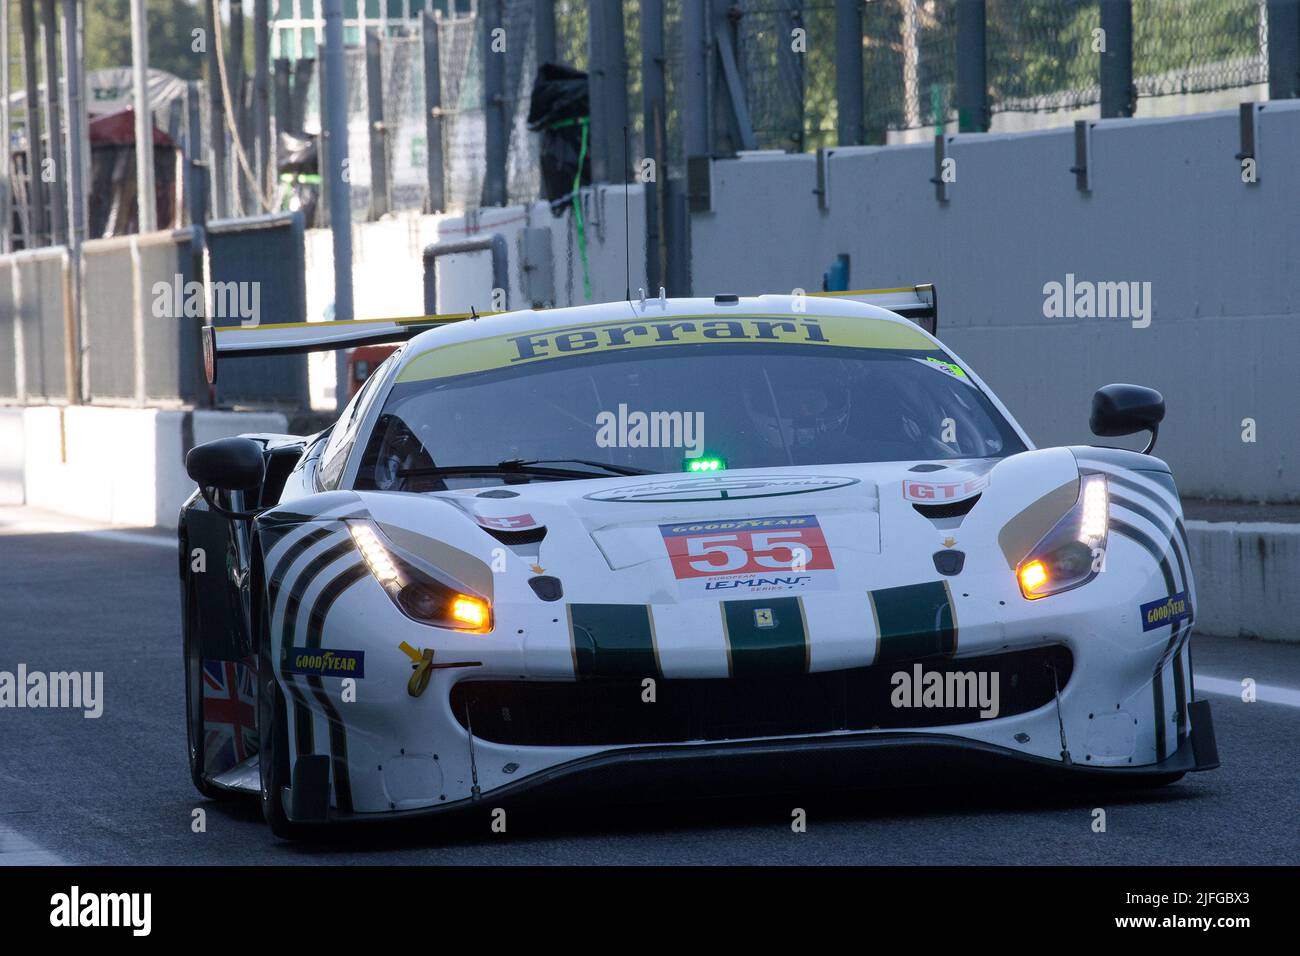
[661,516,833,580]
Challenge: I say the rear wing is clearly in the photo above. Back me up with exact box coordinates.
[810,284,938,336]
[201,311,493,384]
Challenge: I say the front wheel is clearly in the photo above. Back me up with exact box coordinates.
[184,585,236,801]
[255,589,316,840]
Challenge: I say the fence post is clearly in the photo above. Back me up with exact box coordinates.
[481,0,508,206]
[41,0,67,244]
[291,58,315,133]
[642,0,667,292]
[682,0,709,162]
[835,0,864,146]
[955,0,988,132]
[1099,0,1134,118]
[316,46,330,228]
[709,0,756,155]
[253,0,272,199]
[0,0,9,253]
[185,81,207,226]
[535,0,556,66]
[588,0,630,184]
[323,0,353,413]
[422,11,445,214]
[20,0,47,246]
[205,0,229,218]
[366,29,389,220]
[274,57,291,134]
[1268,0,1300,99]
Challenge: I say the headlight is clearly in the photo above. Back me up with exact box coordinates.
[1017,474,1108,600]
[349,521,492,631]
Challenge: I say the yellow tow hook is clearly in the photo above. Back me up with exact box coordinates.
[399,643,484,697]
[399,642,435,698]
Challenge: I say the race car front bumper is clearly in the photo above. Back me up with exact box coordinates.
[285,698,1218,825]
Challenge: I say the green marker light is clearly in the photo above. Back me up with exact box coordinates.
[684,456,726,473]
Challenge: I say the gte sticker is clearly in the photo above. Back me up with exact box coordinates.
[1140,592,1191,632]
[475,513,539,530]
[659,515,835,595]
[281,648,366,678]
[902,474,989,503]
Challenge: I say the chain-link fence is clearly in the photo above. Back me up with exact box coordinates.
[862,0,958,138]
[224,0,1280,221]
[987,0,1100,114]
[1133,0,1269,97]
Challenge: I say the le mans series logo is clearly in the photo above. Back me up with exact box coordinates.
[1140,592,1191,632]
[281,648,366,678]
[659,514,836,595]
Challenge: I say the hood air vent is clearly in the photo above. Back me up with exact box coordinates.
[912,493,981,520]
[480,525,547,546]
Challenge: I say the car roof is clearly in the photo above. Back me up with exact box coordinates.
[392,293,936,377]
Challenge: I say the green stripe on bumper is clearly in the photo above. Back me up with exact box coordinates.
[570,604,659,678]
[869,581,958,664]
[721,597,808,677]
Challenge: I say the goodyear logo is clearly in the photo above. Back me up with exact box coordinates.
[397,312,935,383]
[663,515,818,536]
[1140,592,1191,632]
[281,648,366,678]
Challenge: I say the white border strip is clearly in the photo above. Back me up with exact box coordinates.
[1197,674,1300,709]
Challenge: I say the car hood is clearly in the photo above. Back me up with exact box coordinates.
[357,449,1082,606]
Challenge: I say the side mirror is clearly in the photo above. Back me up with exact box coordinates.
[186,437,265,492]
[1090,383,1165,454]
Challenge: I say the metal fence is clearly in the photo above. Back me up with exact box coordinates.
[194,0,1287,220]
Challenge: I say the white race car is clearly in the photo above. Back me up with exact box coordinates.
[181,286,1218,838]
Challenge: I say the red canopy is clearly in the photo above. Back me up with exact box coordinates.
[88,107,174,148]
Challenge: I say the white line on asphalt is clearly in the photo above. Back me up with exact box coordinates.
[1197,675,1300,709]
[77,528,175,550]
[0,824,67,865]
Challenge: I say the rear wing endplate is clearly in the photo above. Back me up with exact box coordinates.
[201,311,494,384]
[810,284,938,336]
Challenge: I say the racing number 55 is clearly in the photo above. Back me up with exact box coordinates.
[686,532,812,573]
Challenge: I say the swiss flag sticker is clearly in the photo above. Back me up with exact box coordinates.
[475,513,539,530]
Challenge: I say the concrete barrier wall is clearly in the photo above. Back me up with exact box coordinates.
[1187,522,1300,641]
[0,247,71,405]
[0,259,17,401]
[0,407,23,504]
[690,102,1300,502]
[21,406,287,528]
[432,184,646,313]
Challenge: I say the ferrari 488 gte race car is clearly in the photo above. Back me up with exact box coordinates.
[181,286,1218,838]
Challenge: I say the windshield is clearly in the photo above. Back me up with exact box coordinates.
[354,338,1026,492]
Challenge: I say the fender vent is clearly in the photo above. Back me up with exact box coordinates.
[913,493,981,519]
[481,525,547,546]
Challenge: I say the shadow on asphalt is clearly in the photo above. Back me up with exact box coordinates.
[198,775,1209,857]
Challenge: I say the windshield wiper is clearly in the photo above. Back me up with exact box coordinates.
[501,458,655,476]
[396,459,652,484]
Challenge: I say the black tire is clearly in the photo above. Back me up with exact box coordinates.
[184,584,235,801]
[1090,770,1186,790]
[255,584,314,840]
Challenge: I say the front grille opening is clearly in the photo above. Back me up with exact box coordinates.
[451,645,1072,747]
[913,493,981,519]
